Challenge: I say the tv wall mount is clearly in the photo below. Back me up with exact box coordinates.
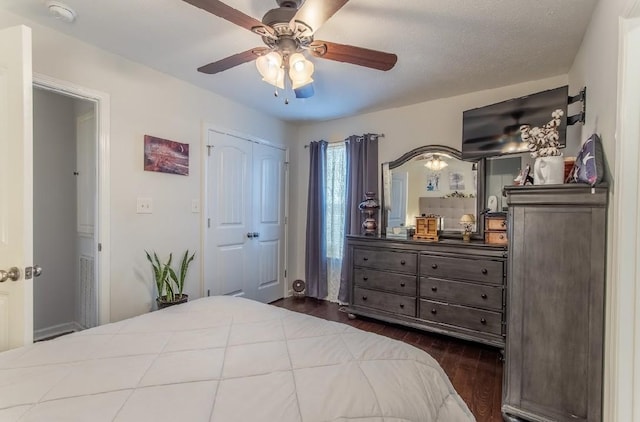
[567,87,586,126]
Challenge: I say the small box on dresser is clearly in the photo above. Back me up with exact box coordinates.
[484,212,508,245]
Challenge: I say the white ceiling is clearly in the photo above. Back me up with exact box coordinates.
[0,0,598,122]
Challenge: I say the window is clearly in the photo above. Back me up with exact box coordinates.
[325,143,346,259]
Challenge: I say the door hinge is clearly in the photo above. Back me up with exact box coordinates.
[98,243,102,252]
[207,289,211,297]
[207,218,211,228]
[284,269,287,278]
[206,145,213,156]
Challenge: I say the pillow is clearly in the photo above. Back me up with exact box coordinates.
[566,133,605,186]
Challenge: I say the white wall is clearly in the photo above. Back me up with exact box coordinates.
[0,9,295,322]
[32,88,77,332]
[288,75,569,282]
[567,0,640,420]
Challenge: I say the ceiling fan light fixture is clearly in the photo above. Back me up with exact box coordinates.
[424,157,448,171]
[261,68,285,89]
[288,53,314,88]
[256,51,283,79]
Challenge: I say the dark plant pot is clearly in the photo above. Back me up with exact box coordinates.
[156,294,188,310]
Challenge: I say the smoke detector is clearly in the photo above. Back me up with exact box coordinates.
[46,1,77,23]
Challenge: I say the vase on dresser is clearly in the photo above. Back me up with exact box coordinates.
[533,155,564,185]
[358,192,380,235]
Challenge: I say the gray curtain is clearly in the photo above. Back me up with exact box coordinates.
[305,140,328,299]
[338,134,379,302]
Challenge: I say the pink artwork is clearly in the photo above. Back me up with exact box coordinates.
[144,135,189,176]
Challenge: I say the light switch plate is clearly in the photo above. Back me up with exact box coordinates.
[191,199,200,213]
[137,197,153,214]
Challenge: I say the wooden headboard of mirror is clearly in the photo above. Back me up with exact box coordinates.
[381,145,486,240]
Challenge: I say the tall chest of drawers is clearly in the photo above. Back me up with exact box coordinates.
[346,235,508,348]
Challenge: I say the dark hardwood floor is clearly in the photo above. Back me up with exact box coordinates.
[271,297,503,422]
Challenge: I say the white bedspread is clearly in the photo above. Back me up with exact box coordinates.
[0,296,475,421]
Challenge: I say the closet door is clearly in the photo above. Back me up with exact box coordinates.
[206,131,254,298]
[252,143,286,303]
[205,130,286,303]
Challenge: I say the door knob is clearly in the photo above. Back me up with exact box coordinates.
[0,267,21,282]
[33,265,43,277]
[247,232,254,238]
[252,232,260,238]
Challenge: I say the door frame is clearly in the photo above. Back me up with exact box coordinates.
[32,73,111,326]
[200,122,289,300]
[608,3,640,421]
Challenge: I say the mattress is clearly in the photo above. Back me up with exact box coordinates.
[0,296,475,421]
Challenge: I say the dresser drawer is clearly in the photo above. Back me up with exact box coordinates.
[353,287,416,317]
[354,248,417,274]
[354,268,416,294]
[486,217,507,231]
[420,255,503,284]
[484,231,508,245]
[419,300,502,335]
[419,277,502,311]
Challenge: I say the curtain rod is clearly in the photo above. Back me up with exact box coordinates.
[304,133,385,148]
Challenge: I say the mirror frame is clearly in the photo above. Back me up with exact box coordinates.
[381,145,486,240]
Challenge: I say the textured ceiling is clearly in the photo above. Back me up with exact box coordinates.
[0,0,598,122]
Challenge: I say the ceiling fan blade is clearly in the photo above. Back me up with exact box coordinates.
[291,0,350,34]
[197,47,269,74]
[309,41,397,71]
[182,0,274,36]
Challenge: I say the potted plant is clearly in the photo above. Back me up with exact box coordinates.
[145,250,195,309]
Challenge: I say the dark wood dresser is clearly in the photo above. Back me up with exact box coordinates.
[345,235,508,348]
[502,184,607,422]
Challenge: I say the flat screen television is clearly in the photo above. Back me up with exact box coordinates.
[461,85,568,160]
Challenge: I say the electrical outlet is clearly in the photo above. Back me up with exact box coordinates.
[191,199,200,213]
[136,197,153,214]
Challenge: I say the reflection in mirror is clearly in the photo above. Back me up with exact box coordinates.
[382,145,485,239]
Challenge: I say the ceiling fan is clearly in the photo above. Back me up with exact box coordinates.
[182,0,398,99]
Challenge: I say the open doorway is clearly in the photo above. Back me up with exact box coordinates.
[32,87,98,340]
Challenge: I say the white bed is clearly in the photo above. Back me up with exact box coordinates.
[0,296,474,421]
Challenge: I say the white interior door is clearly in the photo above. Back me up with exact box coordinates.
[205,131,253,298]
[0,25,34,352]
[204,129,286,303]
[388,171,408,227]
[253,143,286,303]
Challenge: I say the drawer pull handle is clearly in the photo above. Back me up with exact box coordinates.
[499,234,505,240]
[400,260,406,265]
[501,220,506,227]
[481,293,488,299]
[363,276,368,281]
[400,282,406,287]
[480,318,487,325]
[431,286,437,292]
[481,268,488,275]
[431,309,437,314]
[399,304,405,309]
[432,264,438,269]
[362,296,367,301]
[363,257,369,261]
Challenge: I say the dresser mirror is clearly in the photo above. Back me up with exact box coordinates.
[381,145,486,239]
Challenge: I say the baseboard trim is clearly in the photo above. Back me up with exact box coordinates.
[34,321,84,341]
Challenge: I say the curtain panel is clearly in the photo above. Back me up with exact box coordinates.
[338,134,379,303]
[305,140,328,299]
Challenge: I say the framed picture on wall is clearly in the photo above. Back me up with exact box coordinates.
[449,172,465,190]
[426,174,440,191]
[143,135,189,176]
